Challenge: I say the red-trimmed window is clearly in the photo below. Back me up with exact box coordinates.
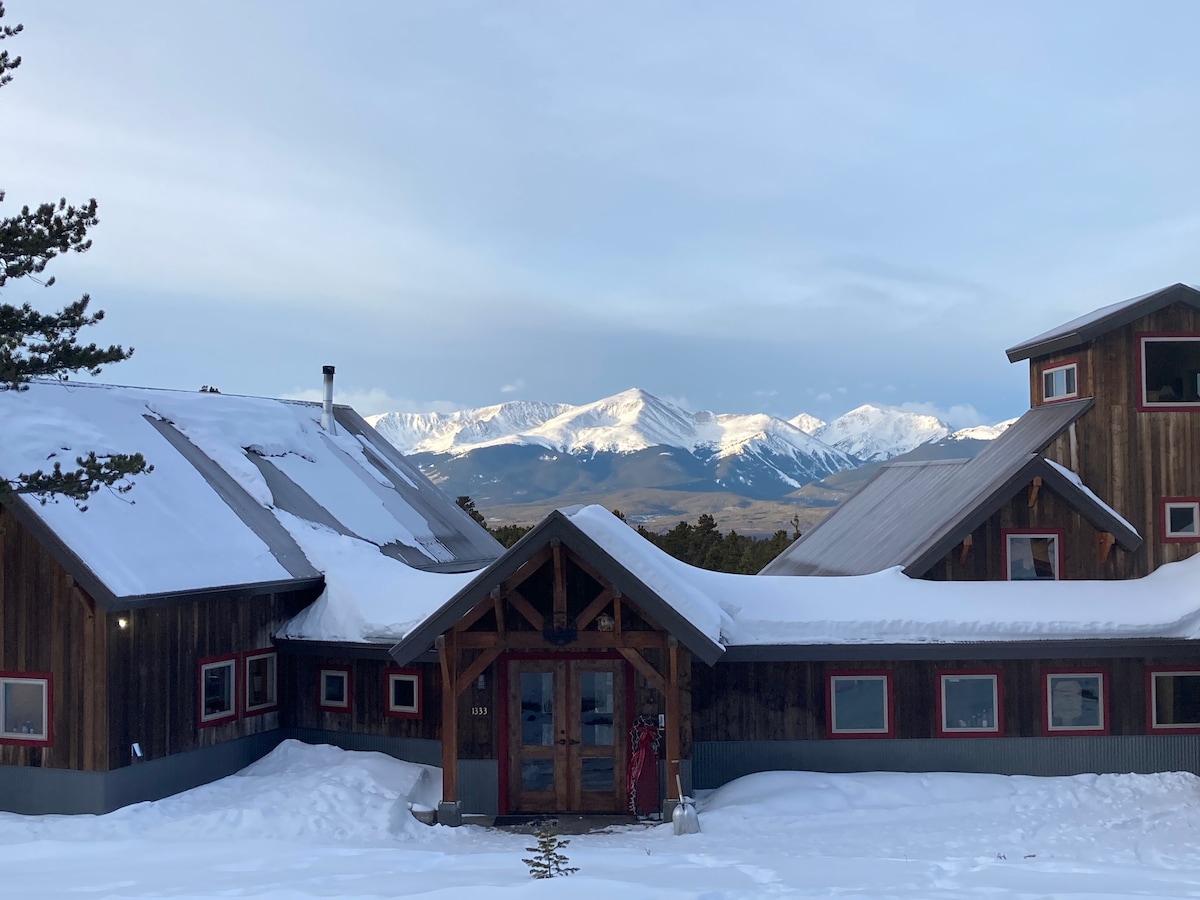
[318,666,352,713]
[1162,498,1200,542]
[198,655,238,726]
[1002,529,1063,581]
[1138,333,1200,410]
[243,650,278,716]
[826,671,893,738]
[1148,668,1200,732]
[937,670,1002,736]
[1043,669,1107,735]
[1041,361,1078,403]
[385,669,421,719]
[0,671,52,746]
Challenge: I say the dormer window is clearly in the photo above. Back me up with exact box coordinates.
[1003,530,1061,580]
[1139,334,1200,409]
[1041,362,1078,402]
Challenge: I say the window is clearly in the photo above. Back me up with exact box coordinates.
[1139,334,1200,409]
[826,672,892,737]
[0,672,51,745]
[318,667,351,712]
[1042,361,1078,402]
[243,651,278,715]
[1149,669,1200,731]
[1162,499,1200,542]
[1044,670,1106,734]
[937,671,1002,736]
[198,656,237,726]
[1003,530,1061,581]
[386,669,421,718]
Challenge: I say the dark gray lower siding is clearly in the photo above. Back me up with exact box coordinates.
[457,760,498,816]
[693,736,1200,789]
[0,730,442,816]
[0,731,284,816]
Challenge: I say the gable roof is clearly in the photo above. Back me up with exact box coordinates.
[390,506,730,666]
[0,381,502,611]
[760,398,1140,577]
[1006,283,1200,363]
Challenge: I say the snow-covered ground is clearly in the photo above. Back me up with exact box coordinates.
[4,742,1200,898]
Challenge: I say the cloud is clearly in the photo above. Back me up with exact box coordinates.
[836,386,848,394]
[281,386,460,417]
[753,389,779,397]
[816,392,832,402]
[662,394,694,411]
[499,379,526,394]
[884,384,897,393]
[894,400,988,429]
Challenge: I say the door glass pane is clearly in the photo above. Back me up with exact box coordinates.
[521,758,555,791]
[579,671,614,746]
[521,672,554,746]
[581,758,614,792]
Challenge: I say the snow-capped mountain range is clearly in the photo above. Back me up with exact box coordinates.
[367,389,1013,506]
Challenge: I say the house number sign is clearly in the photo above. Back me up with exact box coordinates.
[471,706,489,716]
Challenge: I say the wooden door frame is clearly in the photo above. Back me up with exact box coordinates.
[496,651,635,817]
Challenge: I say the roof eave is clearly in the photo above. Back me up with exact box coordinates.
[721,636,1200,663]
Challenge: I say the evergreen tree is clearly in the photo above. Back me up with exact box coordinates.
[455,495,487,527]
[0,3,150,508]
[522,827,578,879]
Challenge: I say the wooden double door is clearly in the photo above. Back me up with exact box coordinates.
[505,656,629,814]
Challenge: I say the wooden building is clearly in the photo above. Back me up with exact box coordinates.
[0,378,500,814]
[4,285,1200,823]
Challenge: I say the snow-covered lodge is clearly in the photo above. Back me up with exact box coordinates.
[1,284,1199,819]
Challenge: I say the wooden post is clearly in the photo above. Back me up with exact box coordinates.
[436,634,458,803]
[665,636,681,800]
[552,538,567,622]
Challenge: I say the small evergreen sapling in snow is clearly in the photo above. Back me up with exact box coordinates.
[522,827,579,879]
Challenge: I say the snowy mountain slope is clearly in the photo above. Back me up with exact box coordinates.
[789,412,826,434]
[948,418,1018,442]
[371,388,858,471]
[812,404,952,462]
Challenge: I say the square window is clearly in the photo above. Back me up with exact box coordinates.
[199,657,237,725]
[319,668,351,712]
[1004,531,1060,581]
[1044,671,1106,733]
[1139,334,1200,408]
[0,674,50,744]
[1042,362,1078,402]
[1150,670,1200,730]
[827,673,891,737]
[244,651,278,714]
[1163,499,1200,542]
[386,670,421,718]
[938,672,1001,735]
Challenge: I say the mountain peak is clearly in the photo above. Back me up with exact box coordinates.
[812,405,952,462]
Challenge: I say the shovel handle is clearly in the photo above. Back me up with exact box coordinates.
[676,772,684,801]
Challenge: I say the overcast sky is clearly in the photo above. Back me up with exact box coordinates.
[4,2,1199,427]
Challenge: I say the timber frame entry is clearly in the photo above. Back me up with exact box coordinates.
[391,511,719,823]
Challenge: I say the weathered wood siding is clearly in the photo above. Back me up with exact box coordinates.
[105,586,319,770]
[283,656,441,743]
[0,506,108,771]
[1029,302,1200,576]
[924,484,1126,580]
[693,658,1165,741]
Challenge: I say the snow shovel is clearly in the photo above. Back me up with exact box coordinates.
[671,773,700,835]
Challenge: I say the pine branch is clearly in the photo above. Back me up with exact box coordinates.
[0,451,153,511]
[0,294,132,391]
[0,196,99,286]
[0,3,23,91]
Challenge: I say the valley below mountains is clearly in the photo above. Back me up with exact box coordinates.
[368,388,1013,535]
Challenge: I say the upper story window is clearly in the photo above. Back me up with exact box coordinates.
[1139,334,1200,409]
[1002,530,1061,581]
[1042,361,1078,402]
[198,656,238,726]
[1162,499,1200,542]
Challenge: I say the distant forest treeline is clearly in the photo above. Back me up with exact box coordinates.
[456,496,800,575]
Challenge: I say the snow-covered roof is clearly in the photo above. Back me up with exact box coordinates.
[0,381,501,611]
[382,504,1200,665]
[1006,283,1200,363]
